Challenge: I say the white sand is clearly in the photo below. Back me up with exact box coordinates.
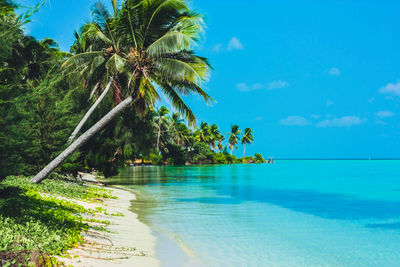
[58,186,160,267]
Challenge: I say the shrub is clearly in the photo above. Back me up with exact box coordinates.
[190,142,214,163]
[0,175,115,265]
[162,144,187,165]
[241,156,255,163]
[149,152,163,165]
[213,153,227,164]
[254,153,265,163]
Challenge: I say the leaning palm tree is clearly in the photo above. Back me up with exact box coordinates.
[227,125,240,155]
[30,0,212,183]
[241,127,254,157]
[65,1,126,142]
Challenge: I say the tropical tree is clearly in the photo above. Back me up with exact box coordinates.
[65,0,124,142]
[155,106,170,151]
[209,123,223,151]
[241,127,254,157]
[227,125,240,155]
[30,0,212,183]
[175,122,190,146]
[194,121,211,143]
[169,112,184,139]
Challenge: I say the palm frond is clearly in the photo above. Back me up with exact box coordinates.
[62,51,104,69]
[92,1,111,28]
[158,81,196,125]
[146,31,194,56]
[155,56,209,84]
[83,23,113,46]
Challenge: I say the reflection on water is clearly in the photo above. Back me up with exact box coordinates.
[105,161,400,267]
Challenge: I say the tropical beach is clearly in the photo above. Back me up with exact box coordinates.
[2,0,400,266]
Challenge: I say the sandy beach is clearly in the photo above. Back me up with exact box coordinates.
[58,185,160,267]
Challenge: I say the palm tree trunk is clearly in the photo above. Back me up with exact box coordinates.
[156,117,161,151]
[230,145,233,155]
[243,143,246,158]
[30,95,134,183]
[89,81,100,100]
[68,77,114,143]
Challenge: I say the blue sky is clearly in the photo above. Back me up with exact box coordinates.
[18,0,400,158]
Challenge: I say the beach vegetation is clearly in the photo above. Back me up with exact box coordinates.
[0,175,115,266]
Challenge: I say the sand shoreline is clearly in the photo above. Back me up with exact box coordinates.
[58,184,160,267]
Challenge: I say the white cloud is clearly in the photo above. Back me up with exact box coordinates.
[236,83,250,92]
[375,110,394,118]
[379,82,400,96]
[316,116,366,128]
[326,100,334,107]
[228,37,243,51]
[280,116,312,126]
[267,80,289,90]
[328,67,341,76]
[212,44,223,53]
[237,80,289,92]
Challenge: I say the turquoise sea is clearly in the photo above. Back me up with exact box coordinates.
[106,160,400,266]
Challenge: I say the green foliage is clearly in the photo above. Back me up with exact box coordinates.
[0,175,115,265]
[163,143,187,165]
[241,156,255,163]
[149,152,163,165]
[214,153,227,164]
[189,141,214,163]
[0,3,84,179]
[254,153,265,163]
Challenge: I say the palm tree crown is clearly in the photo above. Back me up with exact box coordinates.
[241,127,254,157]
[64,0,213,121]
[227,124,240,155]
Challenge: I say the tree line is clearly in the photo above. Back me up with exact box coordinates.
[0,0,264,181]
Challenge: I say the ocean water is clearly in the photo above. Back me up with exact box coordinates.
[105,160,400,267]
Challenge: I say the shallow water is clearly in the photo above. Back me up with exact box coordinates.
[106,160,400,266]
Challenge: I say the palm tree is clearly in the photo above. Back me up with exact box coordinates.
[65,0,128,142]
[30,0,212,183]
[241,127,254,158]
[209,124,223,151]
[175,122,189,146]
[155,106,169,151]
[227,125,240,155]
[194,121,211,144]
[170,113,190,145]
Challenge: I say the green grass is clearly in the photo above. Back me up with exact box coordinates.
[0,175,115,266]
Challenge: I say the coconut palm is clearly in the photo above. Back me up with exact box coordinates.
[169,112,185,144]
[209,124,223,151]
[155,106,170,151]
[175,122,190,146]
[241,127,254,157]
[227,125,240,155]
[194,121,211,144]
[30,0,212,183]
[65,0,126,142]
